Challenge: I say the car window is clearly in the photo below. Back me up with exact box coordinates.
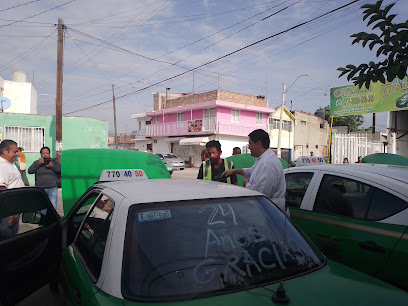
[0,188,58,242]
[314,175,374,219]
[75,194,115,280]
[72,191,101,235]
[122,196,325,302]
[367,188,408,221]
[164,154,177,158]
[285,172,314,208]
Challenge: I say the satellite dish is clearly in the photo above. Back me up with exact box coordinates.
[0,97,11,110]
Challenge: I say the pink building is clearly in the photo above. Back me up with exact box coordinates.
[132,90,275,167]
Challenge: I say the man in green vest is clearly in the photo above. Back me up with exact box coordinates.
[197,140,237,185]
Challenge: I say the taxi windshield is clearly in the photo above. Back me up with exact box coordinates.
[122,196,325,302]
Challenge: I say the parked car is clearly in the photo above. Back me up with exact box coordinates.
[2,168,408,305]
[155,153,185,170]
[165,164,173,175]
[284,163,408,290]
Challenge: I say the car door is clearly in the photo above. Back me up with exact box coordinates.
[301,173,407,282]
[285,169,319,228]
[0,187,62,306]
[59,188,117,305]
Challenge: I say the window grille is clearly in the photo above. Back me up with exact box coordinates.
[4,126,45,152]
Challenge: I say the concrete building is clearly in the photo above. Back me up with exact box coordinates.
[132,89,276,167]
[0,113,108,185]
[268,106,295,162]
[291,110,330,160]
[0,72,37,114]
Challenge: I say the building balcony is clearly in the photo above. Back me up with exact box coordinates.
[131,129,148,140]
[144,119,270,138]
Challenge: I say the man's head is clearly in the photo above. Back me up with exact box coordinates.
[0,140,19,163]
[206,140,222,164]
[343,157,349,164]
[201,149,210,161]
[40,146,51,158]
[310,151,314,156]
[248,129,269,157]
[18,147,24,152]
[358,156,362,162]
[232,147,241,155]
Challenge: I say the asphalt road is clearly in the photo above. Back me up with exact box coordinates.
[17,167,199,305]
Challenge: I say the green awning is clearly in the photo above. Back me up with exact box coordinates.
[362,153,408,166]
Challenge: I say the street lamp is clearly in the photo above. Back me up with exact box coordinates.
[276,73,310,158]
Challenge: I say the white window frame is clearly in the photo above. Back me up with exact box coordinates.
[256,113,263,125]
[4,126,45,152]
[231,109,240,122]
[177,112,184,127]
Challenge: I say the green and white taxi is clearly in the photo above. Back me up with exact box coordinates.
[2,165,408,305]
[285,163,408,290]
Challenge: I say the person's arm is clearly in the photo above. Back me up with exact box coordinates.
[28,160,41,174]
[230,165,238,185]
[48,159,61,173]
[197,164,204,179]
[245,164,276,194]
[221,168,243,178]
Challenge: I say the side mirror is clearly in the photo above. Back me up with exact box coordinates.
[22,212,43,224]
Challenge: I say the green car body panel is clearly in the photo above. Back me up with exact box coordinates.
[120,261,408,305]
[291,209,408,290]
[61,149,170,215]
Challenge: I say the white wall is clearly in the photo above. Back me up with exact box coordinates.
[152,137,171,153]
[3,79,37,114]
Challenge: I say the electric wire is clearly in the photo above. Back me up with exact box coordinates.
[0,28,57,72]
[57,0,292,107]
[0,0,78,29]
[62,0,362,115]
[0,0,41,13]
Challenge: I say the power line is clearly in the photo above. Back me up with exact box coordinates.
[0,0,40,13]
[63,0,362,115]
[60,0,292,107]
[0,29,57,72]
[0,0,78,29]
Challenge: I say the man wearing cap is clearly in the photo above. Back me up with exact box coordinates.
[0,140,25,240]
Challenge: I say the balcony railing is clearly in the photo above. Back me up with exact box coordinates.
[143,118,270,138]
[131,129,147,140]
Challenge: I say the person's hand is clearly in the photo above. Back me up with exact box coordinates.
[221,169,235,178]
[9,215,18,226]
[243,179,249,187]
[46,162,53,168]
[38,158,44,165]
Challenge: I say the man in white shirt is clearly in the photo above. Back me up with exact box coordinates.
[0,140,25,240]
[222,129,287,215]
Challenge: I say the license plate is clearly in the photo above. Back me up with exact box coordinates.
[138,210,172,222]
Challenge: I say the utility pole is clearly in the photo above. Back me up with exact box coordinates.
[112,84,118,149]
[372,113,376,134]
[276,83,286,158]
[276,73,309,158]
[56,18,64,162]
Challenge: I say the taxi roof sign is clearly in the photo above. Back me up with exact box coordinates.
[99,169,148,182]
[296,156,326,167]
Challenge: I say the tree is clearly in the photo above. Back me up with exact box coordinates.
[337,0,408,88]
[318,106,364,132]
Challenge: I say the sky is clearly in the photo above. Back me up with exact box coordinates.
[1,0,406,134]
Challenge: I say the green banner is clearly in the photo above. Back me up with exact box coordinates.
[330,76,408,116]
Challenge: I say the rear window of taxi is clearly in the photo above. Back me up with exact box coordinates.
[122,196,325,302]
